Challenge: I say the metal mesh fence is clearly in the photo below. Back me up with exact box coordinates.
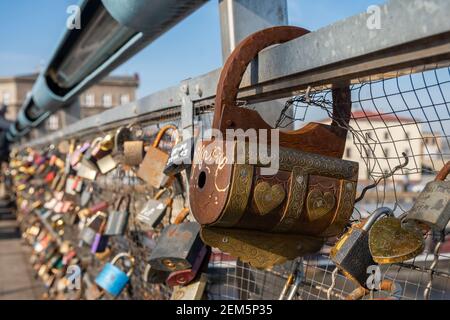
[11,63,450,300]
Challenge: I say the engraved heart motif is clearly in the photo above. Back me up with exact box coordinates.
[306,190,336,221]
[369,217,424,264]
[254,182,286,216]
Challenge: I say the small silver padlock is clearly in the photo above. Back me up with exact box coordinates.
[96,154,117,175]
[406,162,450,231]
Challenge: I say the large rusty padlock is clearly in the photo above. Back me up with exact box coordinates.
[188,26,358,268]
[137,125,179,188]
[406,162,450,232]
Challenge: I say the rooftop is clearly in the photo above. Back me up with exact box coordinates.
[351,110,415,123]
[319,110,416,123]
[0,73,140,86]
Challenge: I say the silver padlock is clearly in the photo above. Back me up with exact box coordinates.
[406,162,450,231]
[96,154,117,175]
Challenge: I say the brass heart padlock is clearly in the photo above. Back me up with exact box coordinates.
[368,217,424,264]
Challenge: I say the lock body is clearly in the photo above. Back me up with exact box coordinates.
[190,141,358,237]
[164,137,195,176]
[149,222,203,272]
[368,217,424,264]
[104,212,129,236]
[124,141,144,166]
[136,199,167,230]
[407,181,450,231]
[137,125,178,188]
[170,273,208,300]
[331,207,394,287]
[79,227,97,245]
[166,245,210,287]
[95,263,130,296]
[330,227,373,286]
[138,146,169,188]
[96,154,117,174]
[91,233,109,253]
[104,196,130,236]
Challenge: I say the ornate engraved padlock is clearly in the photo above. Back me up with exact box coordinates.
[188,26,358,268]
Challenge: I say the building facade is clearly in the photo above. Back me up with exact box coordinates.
[340,111,439,183]
[0,73,139,133]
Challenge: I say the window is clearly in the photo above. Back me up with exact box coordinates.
[102,94,113,108]
[46,115,59,131]
[120,94,130,105]
[85,94,95,107]
[346,148,352,158]
[2,91,11,105]
[405,132,410,140]
[384,148,390,157]
[384,131,389,140]
[366,132,373,140]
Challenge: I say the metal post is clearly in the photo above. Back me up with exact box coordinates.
[180,83,194,140]
[219,0,291,129]
[219,0,288,61]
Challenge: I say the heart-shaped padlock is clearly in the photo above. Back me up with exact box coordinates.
[368,217,424,264]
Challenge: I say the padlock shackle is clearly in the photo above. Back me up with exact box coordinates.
[114,194,131,211]
[174,208,190,225]
[87,211,107,226]
[212,26,309,130]
[111,253,135,277]
[100,134,114,152]
[362,207,394,232]
[154,187,173,201]
[90,137,103,149]
[152,125,178,149]
[114,126,132,151]
[435,161,450,181]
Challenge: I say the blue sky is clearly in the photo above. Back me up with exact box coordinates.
[0,0,386,98]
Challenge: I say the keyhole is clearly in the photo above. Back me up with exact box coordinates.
[198,171,207,189]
